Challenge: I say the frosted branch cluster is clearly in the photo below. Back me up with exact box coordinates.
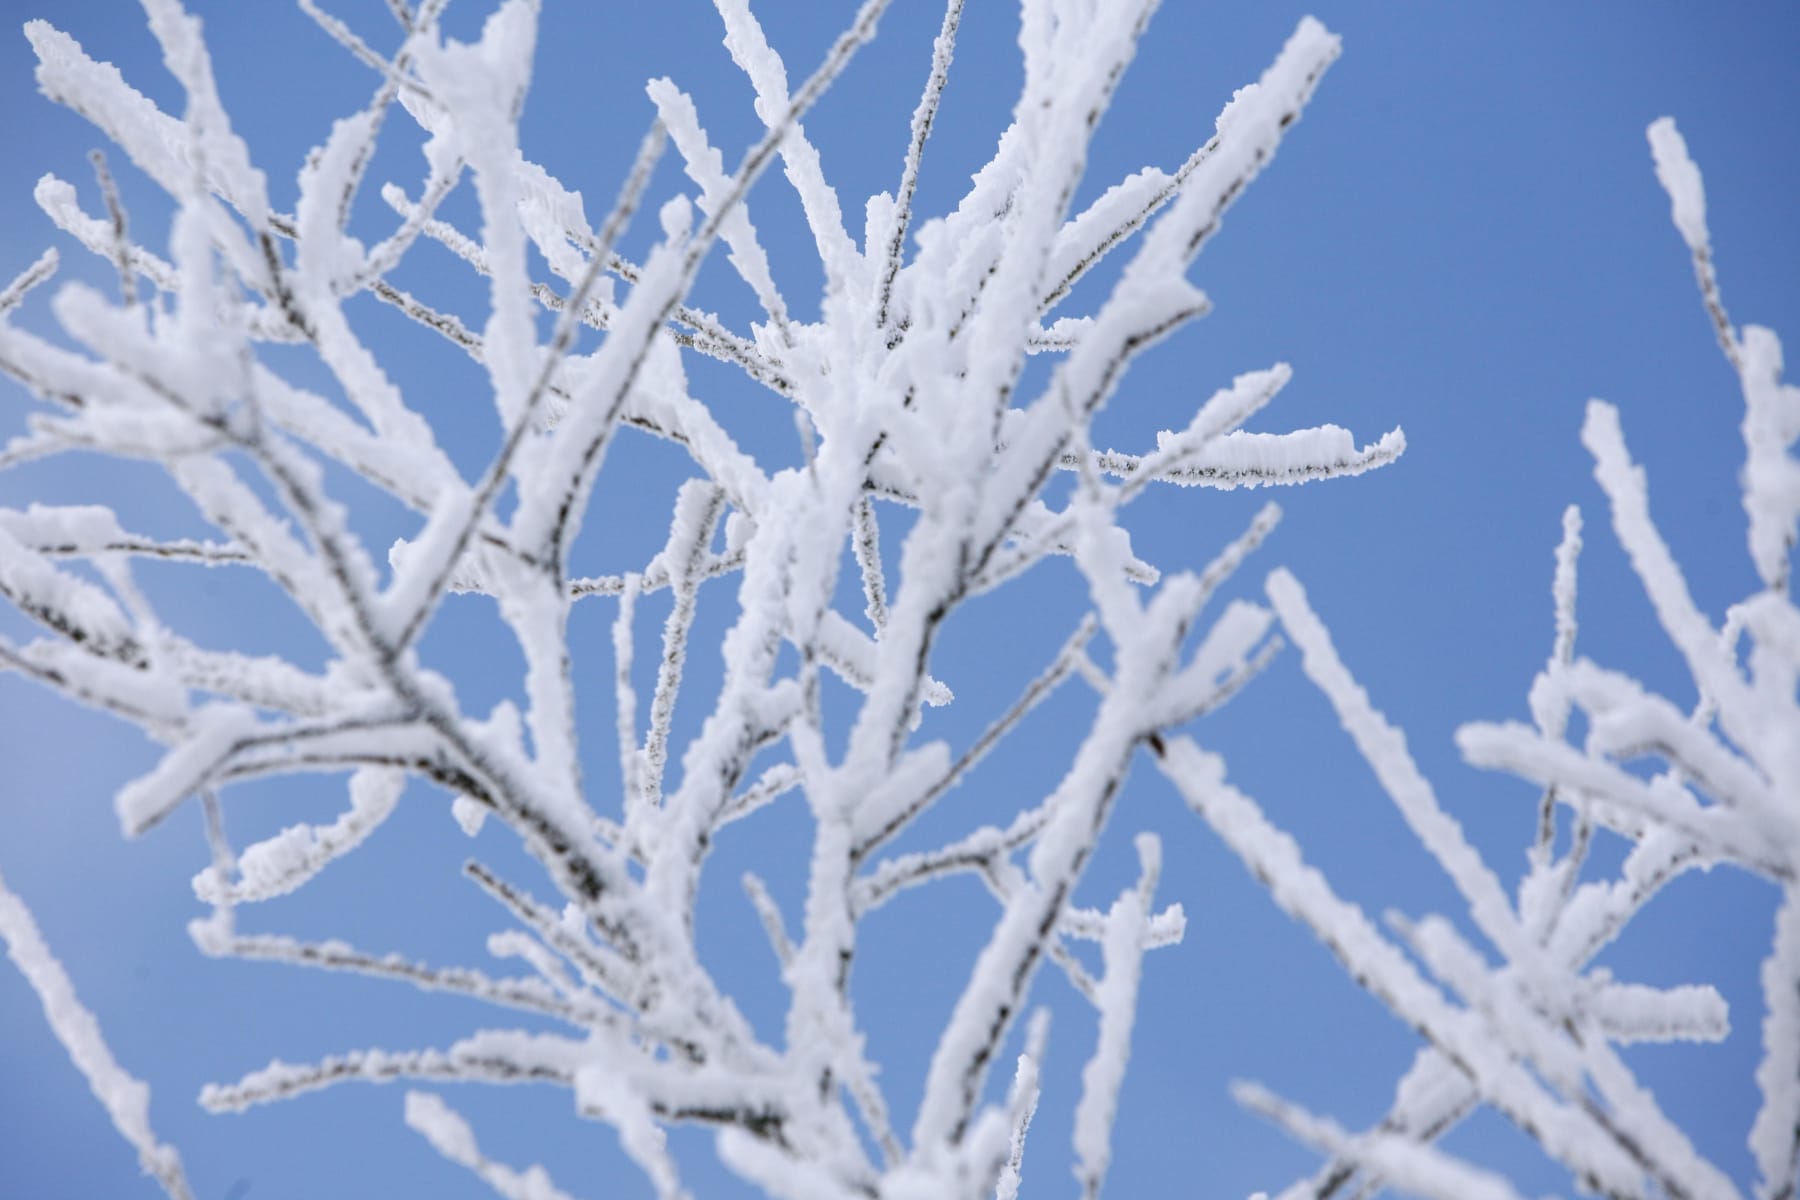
[3,0,1791,1197]
[0,1,1402,1196]
[1207,122,1800,1200]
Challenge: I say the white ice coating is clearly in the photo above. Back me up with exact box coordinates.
[1738,325,1800,593]
[1648,117,1709,258]
[192,768,404,905]
[648,78,791,336]
[1072,837,1156,1199]
[115,704,260,837]
[0,518,141,660]
[1234,1079,1531,1200]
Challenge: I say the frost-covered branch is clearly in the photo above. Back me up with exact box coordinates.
[405,1091,587,1200]
[0,872,192,1200]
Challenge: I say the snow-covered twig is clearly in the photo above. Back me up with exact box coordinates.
[0,872,192,1200]
[405,1091,586,1200]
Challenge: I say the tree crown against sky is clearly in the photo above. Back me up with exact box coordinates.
[0,3,1796,1199]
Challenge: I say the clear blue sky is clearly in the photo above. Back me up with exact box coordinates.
[1,2,1796,1197]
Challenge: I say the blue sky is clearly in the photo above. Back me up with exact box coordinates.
[1,2,1796,1198]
